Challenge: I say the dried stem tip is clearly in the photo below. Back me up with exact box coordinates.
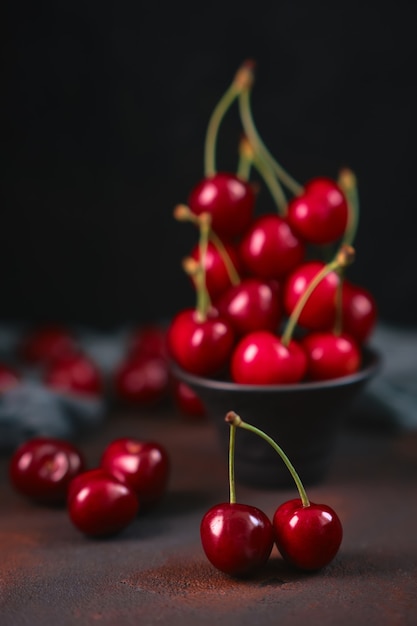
[182,257,200,277]
[239,134,255,160]
[233,60,256,91]
[336,244,355,268]
[173,204,193,221]
[338,168,357,191]
[225,411,242,426]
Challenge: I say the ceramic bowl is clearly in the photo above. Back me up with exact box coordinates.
[171,347,381,488]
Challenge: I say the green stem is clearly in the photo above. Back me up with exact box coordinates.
[204,83,240,177]
[339,169,359,247]
[238,89,303,197]
[237,150,253,180]
[333,269,344,336]
[226,412,309,507]
[209,230,241,286]
[252,153,287,215]
[228,423,237,504]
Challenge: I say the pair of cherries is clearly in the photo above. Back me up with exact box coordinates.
[9,435,170,537]
[200,412,343,575]
[168,61,377,386]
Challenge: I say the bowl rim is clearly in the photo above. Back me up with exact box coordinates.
[170,346,382,393]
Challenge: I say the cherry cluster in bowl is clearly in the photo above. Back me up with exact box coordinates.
[167,61,377,385]
[9,434,170,537]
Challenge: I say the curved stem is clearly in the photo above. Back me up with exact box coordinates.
[333,269,344,336]
[339,169,359,247]
[209,230,241,286]
[226,412,309,507]
[205,84,240,177]
[237,151,253,180]
[228,422,237,504]
[252,154,288,215]
[196,214,211,320]
[238,89,303,197]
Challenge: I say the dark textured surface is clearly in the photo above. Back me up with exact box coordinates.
[1,408,417,625]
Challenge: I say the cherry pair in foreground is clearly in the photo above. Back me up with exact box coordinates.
[9,435,170,537]
[200,412,343,575]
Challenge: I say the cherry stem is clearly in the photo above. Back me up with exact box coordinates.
[333,269,345,336]
[339,168,359,247]
[204,61,255,178]
[281,244,355,347]
[226,412,310,507]
[238,88,303,197]
[228,421,237,504]
[253,153,288,215]
[237,136,253,180]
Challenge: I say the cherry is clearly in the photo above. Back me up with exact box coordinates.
[238,214,305,281]
[341,281,377,343]
[67,468,139,537]
[216,278,282,337]
[283,260,340,330]
[100,438,169,508]
[188,173,255,241]
[201,411,274,577]
[20,324,77,365]
[301,331,361,381]
[114,353,169,406]
[190,240,241,301]
[171,379,206,418]
[44,352,103,397]
[201,503,274,577]
[128,324,168,359]
[227,412,343,571]
[287,177,349,245]
[273,498,343,570]
[0,363,21,393]
[231,330,307,385]
[9,437,85,505]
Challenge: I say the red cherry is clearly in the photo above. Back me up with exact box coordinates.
[200,502,274,576]
[100,438,169,507]
[167,308,234,377]
[287,177,349,245]
[114,354,169,406]
[216,278,282,337]
[341,281,377,343]
[20,325,77,365]
[9,437,85,505]
[188,172,255,240]
[171,379,206,418]
[239,214,305,281]
[284,261,340,330]
[301,332,361,381]
[273,498,343,570]
[67,468,139,536]
[44,352,103,397]
[190,240,241,300]
[231,330,307,385]
[129,325,167,359]
[0,363,21,392]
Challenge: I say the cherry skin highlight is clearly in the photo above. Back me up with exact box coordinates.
[9,437,85,505]
[301,332,361,381]
[287,177,349,245]
[273,498,343,570]
[44,352,103,397]
[231,330,307,385]
[239,214,305,281]
[171,379,206,418]
[167,308,234,377]
[201,502,274,576]
[188,172,255,240]
[114,354,169,406]
[100,438,170,507]
[341,281,377,343]
[67,468,139,537]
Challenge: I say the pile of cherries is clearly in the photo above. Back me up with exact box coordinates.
[201,412,343,575]
[167,61,377,385]
[9,433,169,537]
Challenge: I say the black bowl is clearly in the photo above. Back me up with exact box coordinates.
[171,347,381,488]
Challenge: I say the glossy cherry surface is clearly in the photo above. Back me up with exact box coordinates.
[0,363,21,392]
[284,261,340,330]
[100,438,170,507]
[167,308,234,376]
[44,352,103,396]
[273,498,343,570]
[201,502,274,576]
[216,278,281,337]
[9,437,85,505]
[114,354,169,405]
[341,281,377,343]
[231,330,307,384]
[129,325,168,359]
[287,177,349,245]
[188,172,255,240]
[190,240,241,300]
[239,214,305,281]
[302,332,361,381]
[171,379,206,418]
[67,468,139,536]
[20,325,77,364]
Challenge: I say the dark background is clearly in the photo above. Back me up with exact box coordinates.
[3,1,417,330]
